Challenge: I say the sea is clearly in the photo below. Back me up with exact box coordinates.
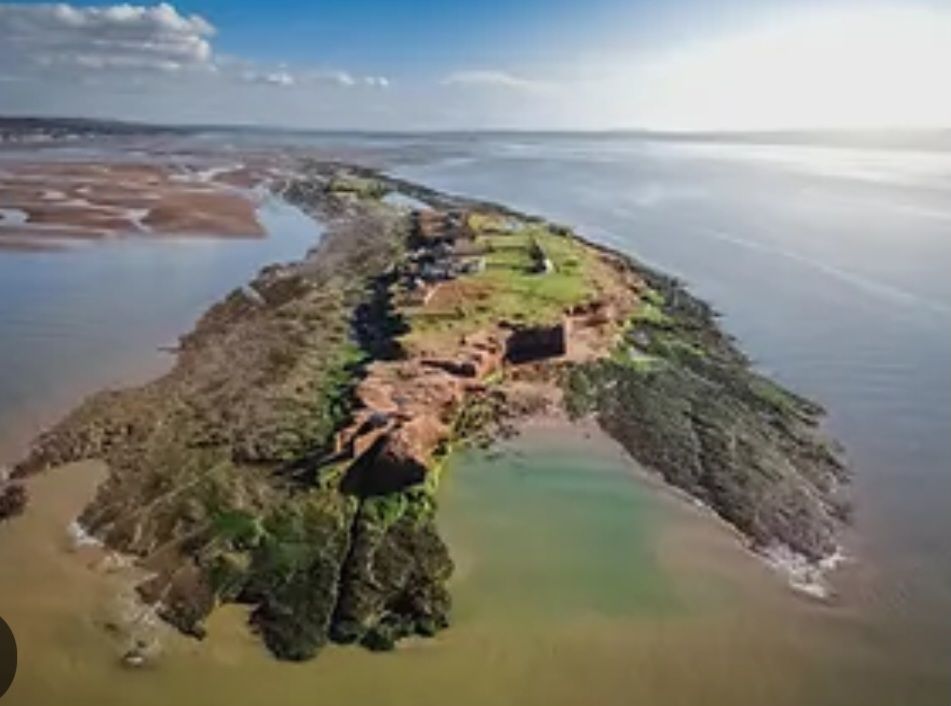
[0,131,948,705]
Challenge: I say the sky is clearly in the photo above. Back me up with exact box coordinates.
[0,0,949,131]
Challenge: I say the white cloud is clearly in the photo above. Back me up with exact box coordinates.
[0,3,390,115]
[0,2,215,74]
[241,69,295,87]
[296,69,390,88]
[442,70,550,91]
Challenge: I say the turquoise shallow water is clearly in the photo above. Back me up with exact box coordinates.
[440,430,677,623]
[0,416,940,705]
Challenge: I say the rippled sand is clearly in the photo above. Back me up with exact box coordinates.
[0,158,275,248]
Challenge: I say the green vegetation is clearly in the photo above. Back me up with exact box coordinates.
[242,494,354,660]
[630,300,673,327]
[331,484,451,651]
[403,223,607,346]
[361,492,409,528]
[564,276,847,561]
[641,329,706,367]
[611,346,667,374]
[212,509,263,548]
[16,167,847,665]
[327,174,389,199]
[466,211,506,233]
[641,286,665,307]
[471,225,608,322]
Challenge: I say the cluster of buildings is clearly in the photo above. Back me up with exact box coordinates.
[399,209,487,303]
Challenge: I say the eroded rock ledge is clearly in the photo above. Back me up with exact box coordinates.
[13,161,848,660]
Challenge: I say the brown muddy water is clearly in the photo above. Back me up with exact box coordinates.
[3,425,940,706]
[0,135,948,705]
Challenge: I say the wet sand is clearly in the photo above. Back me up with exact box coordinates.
[0,159,274,246]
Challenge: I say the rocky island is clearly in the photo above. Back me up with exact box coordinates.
[6,161,849,661]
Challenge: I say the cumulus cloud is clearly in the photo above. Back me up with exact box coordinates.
[442,70,550,91]
[0,2,215,74]
[240,69,295,87]
[333,71,355,86]
[297,70,390,88]
[0,2,388,94]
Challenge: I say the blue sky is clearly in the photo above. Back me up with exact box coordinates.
[0,0,949,129]
[30,0,816,72]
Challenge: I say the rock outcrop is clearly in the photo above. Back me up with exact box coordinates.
[563,268,848,561]
[0,483,26,522]
[9,162,849,662]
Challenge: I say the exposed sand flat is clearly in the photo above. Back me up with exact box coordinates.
[0,158,268,242]
[21,204,141,233]
[210,164,274,189]
[143,190,266,236]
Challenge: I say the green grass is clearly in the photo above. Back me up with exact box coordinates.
[630,301,673,327]
[328,175,389,199]
[611,346,667,374]
[645,330,707,366]
[403,225,601,344]
[467,211,505,233]
[642,287,665,307]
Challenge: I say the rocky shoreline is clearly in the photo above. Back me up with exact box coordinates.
[10,160,848,661]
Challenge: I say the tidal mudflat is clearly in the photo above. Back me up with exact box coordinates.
[0,154,291,250]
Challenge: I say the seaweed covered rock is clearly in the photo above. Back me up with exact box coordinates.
[8,173,453,660]
[332,489,452,650]
[0,483,26,521]
[564,273,847,561]
[241,495,357,660]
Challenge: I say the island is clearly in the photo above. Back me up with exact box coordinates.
[5,161,849,662]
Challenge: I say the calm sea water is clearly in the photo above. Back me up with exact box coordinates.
[0,194,322,456]
[0,134,948,704]
[392,135,951,699]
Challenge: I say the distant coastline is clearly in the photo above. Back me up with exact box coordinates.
[2,114,949,152]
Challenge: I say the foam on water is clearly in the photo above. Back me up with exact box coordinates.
[761,544,848,600]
